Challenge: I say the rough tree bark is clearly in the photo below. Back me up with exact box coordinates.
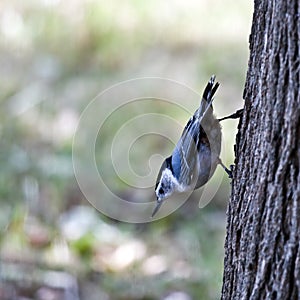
[221,1,300,299]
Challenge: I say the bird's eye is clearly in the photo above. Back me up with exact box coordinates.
[159,188,164,195]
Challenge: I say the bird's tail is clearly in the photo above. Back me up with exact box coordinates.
[196,75,220,119]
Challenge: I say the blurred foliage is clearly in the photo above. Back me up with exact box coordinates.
[0,0,252,299]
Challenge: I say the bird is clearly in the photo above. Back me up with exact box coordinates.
[152,75,243,217]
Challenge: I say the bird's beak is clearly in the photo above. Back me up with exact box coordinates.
[151,199,163,218]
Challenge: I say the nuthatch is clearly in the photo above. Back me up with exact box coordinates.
[152,76,243,217]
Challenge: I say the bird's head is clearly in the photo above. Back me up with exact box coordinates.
[152,160,178,217]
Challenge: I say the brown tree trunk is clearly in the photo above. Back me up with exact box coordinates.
[221,1,300,299]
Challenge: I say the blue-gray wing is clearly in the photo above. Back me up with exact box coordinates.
[171,116,200,186]
[170,75,219,187]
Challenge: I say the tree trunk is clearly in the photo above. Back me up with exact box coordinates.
[221,1,300,299]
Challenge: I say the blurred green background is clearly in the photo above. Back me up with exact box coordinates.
[0,1,252,299]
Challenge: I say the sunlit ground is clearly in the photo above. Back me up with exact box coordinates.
[0,1,252,299]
